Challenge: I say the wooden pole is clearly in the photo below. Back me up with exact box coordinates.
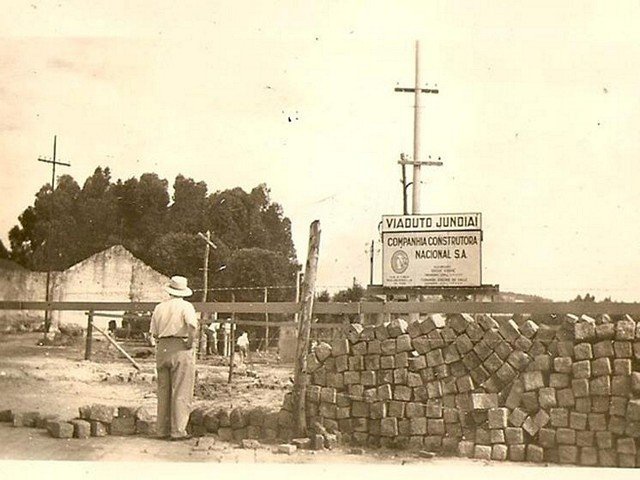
[84,310,94,360]
[91,323,142,370]
[264,287,269,351]
[228,292,236,383]
[198,230,211,359]
[293,220,321,436]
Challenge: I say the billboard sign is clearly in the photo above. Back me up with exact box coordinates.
[382,213,482,287]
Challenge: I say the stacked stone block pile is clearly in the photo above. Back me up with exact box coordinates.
[302,313,640,466]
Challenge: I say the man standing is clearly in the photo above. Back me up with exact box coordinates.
[149,275,197,441]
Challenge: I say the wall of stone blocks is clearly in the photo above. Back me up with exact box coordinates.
[301,313,640,466]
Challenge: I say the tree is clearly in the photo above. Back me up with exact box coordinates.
[333,281,365,303]
[167,175,207,234]
[0,239,9,259]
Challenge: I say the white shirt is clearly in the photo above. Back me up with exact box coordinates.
[237,333,249,348]
[150,297,198,338]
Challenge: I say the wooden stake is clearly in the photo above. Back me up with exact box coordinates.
[293,220,321,436]
[91,323,142,370]
[264,287,269,351]
[84,310,94,360]
[228,292,236,383]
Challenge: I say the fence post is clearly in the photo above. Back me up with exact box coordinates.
[228,292,236,383]
[293,220,321,436]
[84,310,94,360]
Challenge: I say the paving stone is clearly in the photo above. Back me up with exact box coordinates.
[110,416,136,436]
[526,444,544,463]
[70,419,91,439]
[504,427,524,444]
[557,428,576,445]
[574,319,596,342]
[614,341,633,358]
[617,437,637,455]
[136,419,156,436]
[598,448,618,467]
[558,445,578,464]
[628,399,640,421]
[616,319,636,340]
[576,430,594,447]
[553,357,572,373]
[508,407,527,427]
[556,388,575,407]
[47,421,74,438]
[380,418,398,437]
[89,404,116,424]
[458,440,474,458]
[538,427,556,447]
[509,444,526,462]
[573,343,592,360]
[277,444,297,454]
[538,387,557,408]
[593,340,614,358]
[591,357,612,377]
[572,378,589,397]
[590,375,611,396]
[474,445,492,460]
[569,411,588,430]
[488,408,508,429]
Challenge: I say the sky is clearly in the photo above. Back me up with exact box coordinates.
[1,1,640,301]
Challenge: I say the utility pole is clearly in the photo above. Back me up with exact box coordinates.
[37,135,70,334]
[395,41,441,214]
[197,230,217,358]
[369,240,375,286]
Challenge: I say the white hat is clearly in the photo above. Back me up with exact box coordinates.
[164,276,193,297]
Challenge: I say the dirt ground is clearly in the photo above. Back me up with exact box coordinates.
[0,331,558,470]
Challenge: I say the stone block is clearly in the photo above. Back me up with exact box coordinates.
[572,378,589,397]
[538,427,556,447]
[458,440,475,458]
[590,375,611,396]
[509,444,526,462]
[550,408,569,427]
[556,428,576,445]
[505,427,524,444]
[617,437,637,455]
[556,388,575,407]
[110,416,135,436]
[380,418,398,437]
[619,453,636,468]
[47,421,74,438]
[576,430,594,447]
[474,445,492,460]
[574,319,596,342]
[553,357,572,373]
[580,446,598,466]
[595,320,615,340]
[427,418,445,435]
[348,355,364,371]
[612,374,631,396]
[628,399,640,421]
[136,420,156,436]
[488,408,509,429]
[574,397,591,413]
[331,339,349,357]
[616,318,636,340]
[598,449,618,467]
[88,404,116,424]
[90,420,109,437]
[522,416,538,436]
[569,411,587,430]
[410,417,427,435]
[388,318,408,338]
[526,444,544,463]
[491,444,508,461]
[70,419,91,439]
[538,387,557,409]
[558,445,578,464]
[614,341,632,358]
[393,385,412,402]
[593,340,614,358]
[574,343,593,360]
[508,407,527,427]
[591,357,611,377]
[315,342,332,361]
[277,444,297,454]
[471,393,498,410]
[572,360,591,379]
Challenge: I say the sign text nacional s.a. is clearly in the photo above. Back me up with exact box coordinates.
[381,213,482,287]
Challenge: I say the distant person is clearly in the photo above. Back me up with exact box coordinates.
[205,321,218,356]
[149,276,197,441]
[236,331,250,363]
